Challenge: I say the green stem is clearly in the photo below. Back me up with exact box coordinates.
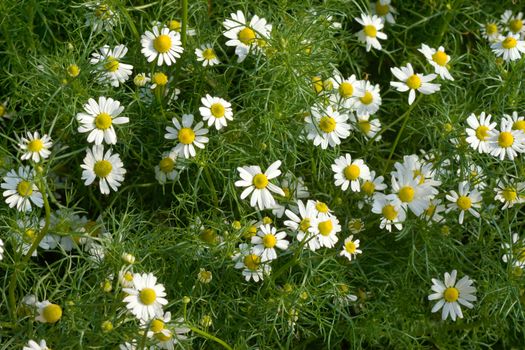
[181,0,188,48]
[203,166,219,208]
[188,325,233,350]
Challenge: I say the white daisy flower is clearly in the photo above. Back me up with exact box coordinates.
[284,199,320,251]
[133,72,151,87]
[76,96,127,145]
[312,200,333,219]
[428,270,476,321]
[199,95,233,130]
[14,218,51,256]
[251,224,289,262]
[491,33,525,62]
[23,339,49,350]
[234,160,285,211]
[390,63,440,105]
[331,154,371,192]
[270,173,309,218]
[351,114,382,140]
[392,154,441,197]
[480,22,500,42]
[360,170,387,198]
[501,10,525,36]
[504,111,525,134]
[90,44,133,87]
[351,80,382,116]
[1,166,43,212]
[19,131,53,162]
[445,181,482,225]
[502,233,525,269]
[123,272,168,321]
[141,25,184,66]
[330,71,360,105]
[391,169,432,216]
[84,2,118,32]
[494,180,525,209]
[355,14,387,51]
[423,199,446,223]
[465,112,496,153]
[195,44,220,66]
[232,243,271,282]
[81,145,126,194]
[154,151,179,185]
[339,235,362,261]
[418,44,454,81]
[305,104,351,149]
[35,300,62,323]
[488,119,525,160]
[165,114,209,159]
[313,215,341,248]
[371,193,406,232]
[371,0,397,24]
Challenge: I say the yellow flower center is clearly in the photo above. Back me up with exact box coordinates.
[502,188,517,202]
[382,204,397,221]
[359,91,373,105]
[512,120,525,131]
[398,186,415,203]
[406,74,422,89]
[456,196,472,210]
[363,24,377,38]
[486,23,498,35]
[178,127,195,145]
[498,131,514,147]
[210,103,225,118]
[359,120,372,134]
[153,34,172,53]
[443,287,459,302]
[67,64,80,78]
[344,164,360,181]
[27,139,44,152]
[24,228,36,242]
[338,82,353,98]
[502,37,518,49]
[252,173,269,189]
[95,112,112,130]
[0,105,4,117]
[299,218,311,232]
[238,27,256,45]
[432,51,448,66]
[168,20,181,31]
[345,240,357,253]
[425,204,436,217]
[42,304,63,323]
[202,48,216,60]
[243,254,261,271]
[95,4,110,19]
[139,288,157,305]
[244,225,257,239]
[262,234,277,248]
[316,201,329,213]
[262,216,272,225]
[150,319,165,333]
[124,272,133,282]
[104,56,119,72]
[475,125,489,141]
[159,157,175,173]
[375,3,389,16]
[152,72,168,86]
[361,181,375,195]
[156,330,173,341]
[510,19,523,33]
[93,160,113,178]
[312,76,323,94]
[319,116,336,133]
[17,180,33,197]
[318,220,333,236]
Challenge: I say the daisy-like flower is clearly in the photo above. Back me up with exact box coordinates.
[501,10,525,37]
[494,180,525,209]
[195,44,220,66]
[154,151,179,185]
[313,214,341,248]
[355,14,387,51]
[76,96,127,145]
[504,111,525,134]
[465,112,496,153]
[360,170,387,198]
[390,63,440,105]
[446,181,482,225]
[481,22,500,42]
[19,131,53,162]
[491,33,525,62]
[2,166,43,212]
[199,95,233,130]
[141,25,184,66]
[331,154,371,192]
[391,169,433,216]
[428,270,476,321]
[164,114,209,159]
[123,272,168,321]
[372,193,406,232]
[23,339,50,350]
[339,235,362,261]
[305,104,351,149]
[371,0,397,24]
[284,200,320,251]
[197,268,213,284]
[133,73,150,87]
[234,160,285,211]
[81,145,126,195]
[351,114,382,140]
[423,199,446,223]
[502,233,525,269]
[271,172,309,218]
[488,119,525,160]
[90,44,133,87]
[166,19,197,36]
[84,2,118,32]
[251,224,289,262]
[418,44,454,81]
[232,243,271,282]
[35,301,62,323]
[352,80,382,116]
[330,71,360,105]
[0,99,13,122]
[392,154,441,197]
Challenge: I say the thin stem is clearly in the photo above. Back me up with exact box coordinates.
[188,325,233,350]
[181,0,188,48]
[203,166,219,208]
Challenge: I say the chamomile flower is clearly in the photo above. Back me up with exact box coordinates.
[90,44,133,87]
[360,170,387,198]
[123,272,168,321]
[195,44,220,66]
[84,2,118,32]
[23,339,49,350]
[371,0,397,24]
[330,71,360,104]
[199,95,233,130]
[167,19,197,36]
[133,73,150,87]
[2,166,43,212]
[465,112,496,153]
[234,160,285,211]
[390,63,440,105]
[251,224,289,262]
[19,131,53,162]
[331,154,370,192]
[352,114,382,140]
[488,119,525,160]
[418,44,454,81]
[35,301,62,323]
[141,311,173,340]
[76,96,127,145]
[305,104,351,149]
[392,154,441,197]
[352,80,382,116]
[154,151,179,185]
[232,243,271,282]
[284,200,320,251]
[502,233,525,268]
[313,215,341,248]
[355,14,387,51]
[491,33,525,62]
[339,235,362,261]
[481,22,500,42]
[81,145,126,194]
[504,111,525,134]
[494,180,525,209]
[391,170,432,216]
[423,199,446,223]
[141,25,184,66]
[428,270,476,321]
[165,114,209,159]
[446,182,482,225]
[501,10,525,36]
[271,173,309,218]
[313,200,333,219]
[372,193,406,232]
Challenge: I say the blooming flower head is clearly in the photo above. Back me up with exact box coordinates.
[232,243,271,282]
[504,111,525,134]
[491,33,525,62]
[199,95,233,130]
[481,22,500,42]
[494,180,525,209]
[165,114,209,159]
[35,301,62,323]
[488,119,525,160]
[339,235,362,261]
[352,114,382,140]
[77,96,128,145]
[502,233,525,269]
[391,168,432,216]
[90,44,133,87]
[23,339,50,350]
[251,224,289,262]
[428,270,476,321]
[501,10,525,36]
[331,154,371,192]
[195,44,220,66]
[371,193,406,232]
[330,71,360,104]
[371,0,397,24]
[313,214,341,248]
[445,181,482,225]
[355,14,387,51]
[390,63,440,105]
[360,170,387,198]
[270,172,309,218]
[465,112,496,153]
[2,166,43,212]
[81,145,126,194]
[84,2,118,32]
[423,199,446,223]
[418,44,454,81]
[154,151,179,185]
[305,104,351,149]
[141,25,184,66]
[19,131,53,162]
[284,199,320,251]
[351,80,382,116]
[123,272,168,321]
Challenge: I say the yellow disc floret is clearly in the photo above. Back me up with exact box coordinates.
[139,288,157,305]
[360,91,373,105]
[178,128,196,144]
[502,37,517,49]
[27,139,44,152]
[398,186,415,203]
[456,196,472,210]
[359,120,372,134]
[432,51,448,66]
[94,160,113,178]
[202,48,216,60]
[243,254,261,270]
[509,19,523,34]
[443,287,459,302]
[338,82,353,98]
[67,64,80,78]
[486,23,498,35]
[252,173,269,189]
[382,204,397,221]
[152,72,168,86]
[153,34,172,53]
[159,157,175,173]
[42,304,63,323]
[150,319,165,333]
[361,181,375,195]
[95,112,112,130]
[363,25,377,38]
[210,103,226,118]
[262,234,277,248]
[299,218,311,232]
[17,180,33,197]
[318,220,333,236]
[406,75,422,89]
[104,57,119,72]
[502,188,517,202]
[238,27,256,45]
[498,131,514,148]
[375,3,389,16]
[475,125,489,141]
[315,201,329,213]
[513,120,525,132]
[344,164,360,180]
[168,20,181,31]
[319,116,336,133]
[344,240,356,253]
